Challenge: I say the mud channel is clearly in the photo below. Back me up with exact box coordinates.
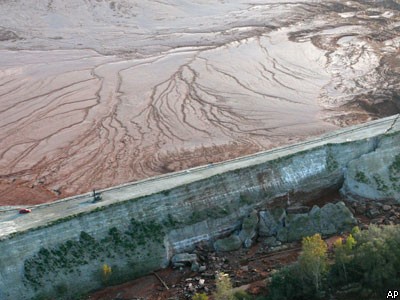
[0,0,399,205]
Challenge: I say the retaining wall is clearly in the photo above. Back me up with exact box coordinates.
[0,115,398,299]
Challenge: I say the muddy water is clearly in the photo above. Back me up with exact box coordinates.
[0,0,399,204]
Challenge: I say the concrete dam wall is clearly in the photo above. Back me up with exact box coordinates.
[0,115,398,299]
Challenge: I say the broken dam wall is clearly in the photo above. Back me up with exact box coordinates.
[0,115,398,299]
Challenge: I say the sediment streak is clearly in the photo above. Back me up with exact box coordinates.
[0,0,399,204]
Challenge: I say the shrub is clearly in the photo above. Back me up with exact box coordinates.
[267,263,314,300]
[102,263,112,283]
[351,226,360,236]
[233,290,254,300]
[214,272,234,300]
[193,293,209,300]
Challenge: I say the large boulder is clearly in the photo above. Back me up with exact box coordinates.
[319,202,357,234]
[277,212,316,242]
[341,146,400,203]
[258,208,286,237]
[214,235,242,252]
[276,201,357,242]
[239,211,259,248]
[214,202,357,250]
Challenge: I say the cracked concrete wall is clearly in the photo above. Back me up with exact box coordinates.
[0,118,399,299]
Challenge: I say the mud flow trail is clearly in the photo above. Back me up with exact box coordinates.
[0,0,399,204]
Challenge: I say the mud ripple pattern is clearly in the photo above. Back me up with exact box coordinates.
[0,0,399,204]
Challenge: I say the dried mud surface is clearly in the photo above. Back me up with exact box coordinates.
[0,0,400,204]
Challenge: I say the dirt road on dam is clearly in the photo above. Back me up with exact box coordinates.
[0,0,399,204]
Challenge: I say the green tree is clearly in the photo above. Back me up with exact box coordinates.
[352,225,400,294]
[213,272,234,300]
[267,264,306,300]
[331,234,356,284]
[268,226,400,299]
[299,234,328,293]
[328,225,400,296]
[268,234,329,300]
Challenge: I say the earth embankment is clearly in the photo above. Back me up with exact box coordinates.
[0,115,398,299]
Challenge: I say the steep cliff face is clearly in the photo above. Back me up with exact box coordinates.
[342,131,400,202]
[0,117,398,299]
